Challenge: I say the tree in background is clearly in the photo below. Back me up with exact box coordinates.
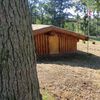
[95,0,100,36]
[81,0,100,36]
[44,0,74,27]
[0,0,41,100]
[76,14,80,32]
[29,0,100,36]
[29,0,39,23]
[29,0,74,27]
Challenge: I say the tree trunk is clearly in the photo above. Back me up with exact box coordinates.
[0,0,41,100]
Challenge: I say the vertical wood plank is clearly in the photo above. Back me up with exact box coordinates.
[47,35,49,54]
[58,34,61,53]
[39,35,42,55]
[43,34,45,55]
[65,34,67,53]
[43,34,45,54]
[37,35,40,55]
[42,34,44,55]
[45,35,47,54]
[70,36,72,53]
[59,34,61,53]
[34,36,37,55]
[64,35,66,53]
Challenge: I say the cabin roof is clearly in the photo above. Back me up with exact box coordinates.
[32,24,88,41]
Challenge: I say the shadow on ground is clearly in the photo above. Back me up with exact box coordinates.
[37,51,100,69]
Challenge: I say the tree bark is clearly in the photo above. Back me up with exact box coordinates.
[0,0,41,100]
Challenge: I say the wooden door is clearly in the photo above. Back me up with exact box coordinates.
[49,35,59,54]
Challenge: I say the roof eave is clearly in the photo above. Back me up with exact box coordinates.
[33,26,53,35]
[33,25,89,41]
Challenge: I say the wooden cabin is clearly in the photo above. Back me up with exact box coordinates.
[32,24,88,56]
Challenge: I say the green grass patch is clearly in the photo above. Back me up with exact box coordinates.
[41,90,55,100]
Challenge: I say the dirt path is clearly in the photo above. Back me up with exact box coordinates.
[37,40,100,100]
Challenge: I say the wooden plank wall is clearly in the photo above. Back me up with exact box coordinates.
[34,34,49,56]
[58,33,77,54]
[34,32,78,56]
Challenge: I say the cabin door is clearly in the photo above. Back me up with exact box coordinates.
[49,35,59,54]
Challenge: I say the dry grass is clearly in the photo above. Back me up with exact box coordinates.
[37,40,100,100]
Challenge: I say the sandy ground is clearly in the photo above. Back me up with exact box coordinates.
[37,40,100,100]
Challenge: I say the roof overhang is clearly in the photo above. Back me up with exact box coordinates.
[32,24,89,41]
